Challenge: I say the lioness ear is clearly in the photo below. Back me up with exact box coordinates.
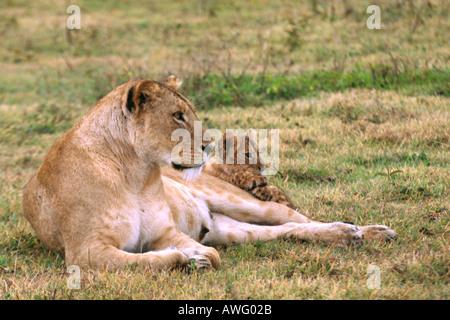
[162,75,183,90]
[124,80,162,119]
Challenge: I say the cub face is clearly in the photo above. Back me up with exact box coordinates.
[122,76,210,170]
[219,132,265,175]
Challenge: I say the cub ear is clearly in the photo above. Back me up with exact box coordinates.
[124,80,162,119]
[162,75,183,90]
[223,133,238,157]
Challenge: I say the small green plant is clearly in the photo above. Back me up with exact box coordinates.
[284,16,310,52]
[181,68,449,108]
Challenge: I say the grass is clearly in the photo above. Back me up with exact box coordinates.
[180,68,449,108]
[0,0,449,300]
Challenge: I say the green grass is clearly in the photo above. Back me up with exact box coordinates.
[181,68,449,107]
[0,0,449,300]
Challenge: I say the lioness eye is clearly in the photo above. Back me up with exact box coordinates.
[245,152,252,159]
[173,112,185,121]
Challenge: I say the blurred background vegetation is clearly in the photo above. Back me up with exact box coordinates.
[0,0,448,109]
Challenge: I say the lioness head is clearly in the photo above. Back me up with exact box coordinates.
[120,76,210,173]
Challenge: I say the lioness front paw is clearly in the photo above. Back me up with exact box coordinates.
[327,222,364,246]
[285,222,363,246]
[181,247,221,272]
[358,225,397,242]
[187,254,213,271]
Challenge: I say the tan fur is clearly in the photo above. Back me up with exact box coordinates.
[203,132,295,209]
[23,77,396,271]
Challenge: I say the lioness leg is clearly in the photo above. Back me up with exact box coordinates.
[149,225,221,269]
[202,213,363,246]
[189,175,311,225]
[65,242,189,271]
[188,175,396,242]
[163,168,306,225]
[201,195,395,243]
[66,226,220,271]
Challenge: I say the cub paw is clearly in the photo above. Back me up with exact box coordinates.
[252,185,295,208]
[243,175,268,191]
[251,186,274,201]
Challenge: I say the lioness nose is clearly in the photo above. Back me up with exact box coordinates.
[202,142,215,156]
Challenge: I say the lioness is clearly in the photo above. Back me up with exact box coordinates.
[23,77,396,271]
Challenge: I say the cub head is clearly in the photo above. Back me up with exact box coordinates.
[218,131,266,176]
[121,76,211,174]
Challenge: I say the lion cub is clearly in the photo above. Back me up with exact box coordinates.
[203,132,295,209]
